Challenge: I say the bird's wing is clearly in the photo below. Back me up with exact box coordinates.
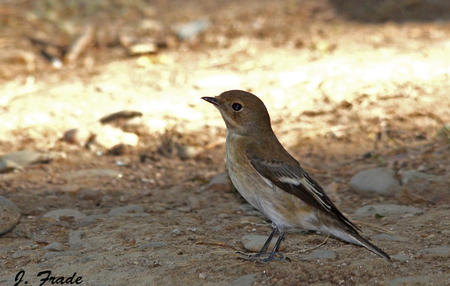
[246,150,360,233]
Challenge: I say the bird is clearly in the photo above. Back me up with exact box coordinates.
[202,90,390,262]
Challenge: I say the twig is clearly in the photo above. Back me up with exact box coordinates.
[65,24,95,64]
[286,235,330,255]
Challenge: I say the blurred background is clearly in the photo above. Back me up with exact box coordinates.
[0,0,449,285]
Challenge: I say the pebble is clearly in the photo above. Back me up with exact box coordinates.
[108,205,145,216]
[0,150,59,173]
[94,125,139,149]
[44,242,64,252]
[174,19,210,40]
[301,249,337,260]
[69,230,83,249]
[350,167,400,195]
[204,172,233,192]
[391,253,411,262]
[62,128,91,146]
[63,168,122,179]
[354,204,423,217]
[228,274,257,286]
[241,234,285,252]
[399,170,442,185]
[79,214,105,227]
[42,209,86,221]
[175,144,201,160]
[0,196,21,235]
[417,246,450,257]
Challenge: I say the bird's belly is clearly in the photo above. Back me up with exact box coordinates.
[226,159,317,231]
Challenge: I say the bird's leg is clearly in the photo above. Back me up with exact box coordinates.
[236,227,277,258]
[261,231,290,263]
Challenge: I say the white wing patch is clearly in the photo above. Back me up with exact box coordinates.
[299,177,331,210]
[278,176,301,185]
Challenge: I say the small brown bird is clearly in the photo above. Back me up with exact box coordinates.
[202,90,390,262]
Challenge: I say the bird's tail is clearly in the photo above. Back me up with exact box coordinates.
[350,232,391,260]
[320,226,391,260]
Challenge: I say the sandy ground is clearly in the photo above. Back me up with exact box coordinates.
[0,1,449,285]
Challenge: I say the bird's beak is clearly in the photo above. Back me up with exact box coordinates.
[201,96,219,106]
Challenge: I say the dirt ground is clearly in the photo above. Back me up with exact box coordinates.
[0,0,449,285]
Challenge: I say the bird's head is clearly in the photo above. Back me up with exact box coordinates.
[202,90,272,136]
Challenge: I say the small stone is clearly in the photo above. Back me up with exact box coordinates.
[355,204,423,217]
[391,253,411,262]
[0,150,57,173]
[417,246,450,257]
[95,125,139,149]
[174,19,210,40]
[108,205,144,216]
[79,214,105,227]
[172,228,181,236]
[44,242,64,252]
[63,168,122,179]
[241,234,285,252]
[62,128,92,146]
[100,110,143,125]
[350,167,400,195]
[128,42,157,55]
[42,209,86,221]
[204,172,233,192]
[228,274,257,286]
[198,273,206,279]
[175,144,200,160]
[0,196,21,235]
[69,230,83,249]
[399,170,442,185]
[302,249,337,260]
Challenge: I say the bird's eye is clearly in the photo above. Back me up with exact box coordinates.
[232,103,242,111]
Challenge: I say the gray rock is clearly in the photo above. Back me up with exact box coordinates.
[0,196,21,235]
[302,249,337,260]
[417,246,450,257]
[63,168,122,179]
[43,209,86,221]
[399,170,442,185]
[355,204,423,217]
[228,274,257,286]
[108,205,144,216]
[391,253,411,262]
[373,233,408,242]
[174,19,210,40]
[44,242,64,252]
[79,214,105,227]
[0,150,53,167]
[350,167,400,195]
[69,230,83,249]
[241,234,284,252]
